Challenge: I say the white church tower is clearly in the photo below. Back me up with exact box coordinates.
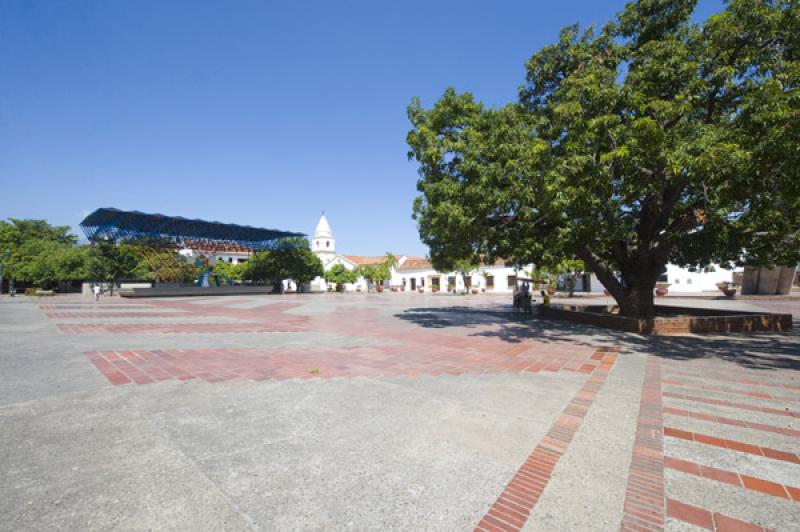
[312,212,336,265]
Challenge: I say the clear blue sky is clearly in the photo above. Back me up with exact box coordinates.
[0,0,723,256]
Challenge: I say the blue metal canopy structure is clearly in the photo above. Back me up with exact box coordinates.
[80,208,305,250]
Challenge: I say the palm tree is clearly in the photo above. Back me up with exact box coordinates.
[383,252,399,292]
[383,252,399,269]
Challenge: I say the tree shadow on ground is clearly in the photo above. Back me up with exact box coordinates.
[623,331,800,372]
[395,305,624,348]
[395,305,800,373]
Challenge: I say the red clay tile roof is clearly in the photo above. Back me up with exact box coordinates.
[343,256,387,266]
[398,257,433,270]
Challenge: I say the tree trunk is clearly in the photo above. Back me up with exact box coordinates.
[615,283,656,319]
[576,246,660,319]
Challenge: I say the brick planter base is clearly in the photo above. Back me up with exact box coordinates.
[541,304,792,335]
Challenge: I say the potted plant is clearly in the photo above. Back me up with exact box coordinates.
[716,281,736,297]
[471,287,479,294]
[546,282,557,296]
[418,287,424,293]
[655,283,670,296]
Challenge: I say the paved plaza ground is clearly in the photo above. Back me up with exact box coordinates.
[1,292,798,531]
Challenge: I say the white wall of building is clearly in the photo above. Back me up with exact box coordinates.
[392,264,528,293]
[664,264,736,293]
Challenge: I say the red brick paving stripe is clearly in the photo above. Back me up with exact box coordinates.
[59,322,304,335]
[474,349,619,532]
[38,304,151,310]
[85,342,605,386]
[46,311,188,319]
[661,359,800,384]
[665,368,800,392]
[663,427,800,464]
[663,406,800,437]
[662,379,799,403]
[621,356,666,532]
[663,391,799,419]
[666,498,773,531]
[664,456,798,501]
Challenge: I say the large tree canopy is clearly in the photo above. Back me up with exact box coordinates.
[243,238,323,290]
[407,0,800,318]
[0,219,89,287]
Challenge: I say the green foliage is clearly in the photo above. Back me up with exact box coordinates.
[383,252,399,269]
[212,260,244,282]
[94,241,148,283]
[324,263,357,286]
[355,262,391,283]
[0,219,77,250]
[407,0,800,317]
[242,238,323,286]
[0,219,89,287]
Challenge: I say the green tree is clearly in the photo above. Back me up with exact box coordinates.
[407,0,800,318]
[17,242,91,288]
[242,238,323,291]
[0,219,91,289]
[356,262,391,291]
[324,263,356,292]
[213,260,244,282]
[93,240,154,293]
[383,252,399,270]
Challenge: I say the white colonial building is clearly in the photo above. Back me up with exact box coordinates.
[310,214,534,293]
[309,213,739,294]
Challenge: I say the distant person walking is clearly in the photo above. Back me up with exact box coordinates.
[93,284,101,302]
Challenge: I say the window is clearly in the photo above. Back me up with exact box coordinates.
[687,278,692,284]
[326,241,330,248]
[657,274,668,283]
[228,257,233,263]
[420,278,425,287]
[486,275,494,289]
[448,276,456,289]
[464,276,472,289]
[507,275,517,288]
[675,279,680,284]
